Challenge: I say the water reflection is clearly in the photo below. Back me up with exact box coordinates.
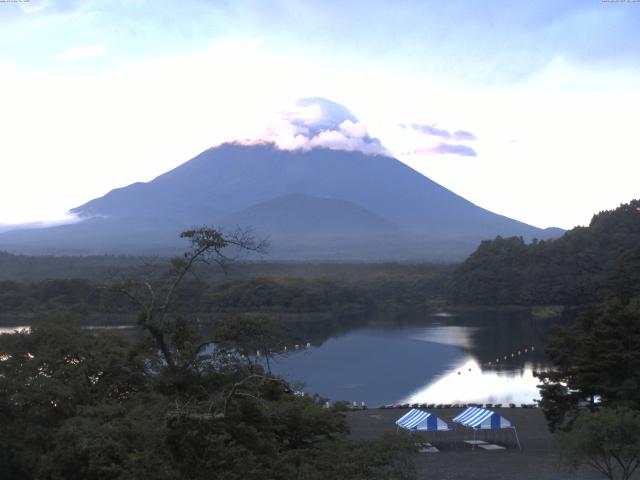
[410,325,478,349]
[402,358,542,405]
[0,326,29,335]
[273,310,566,406]
[272,326,467,406]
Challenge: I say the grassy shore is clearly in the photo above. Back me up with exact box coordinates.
[346,407,607,480]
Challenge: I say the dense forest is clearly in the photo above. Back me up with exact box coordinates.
[0,264,450,316]
[0,251,451,283]
[450,200,640,306]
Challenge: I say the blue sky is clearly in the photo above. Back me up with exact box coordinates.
[1,0,639,228]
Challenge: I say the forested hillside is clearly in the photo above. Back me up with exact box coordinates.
[450,200,640,305]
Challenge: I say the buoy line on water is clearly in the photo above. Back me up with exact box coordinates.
[483,345,536,367]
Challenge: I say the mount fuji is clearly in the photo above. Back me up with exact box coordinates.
[0,99,562,260]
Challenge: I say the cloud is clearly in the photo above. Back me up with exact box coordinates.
[408,123,451,139]
[241,97,390,156]
[452,129,476,141]
[407,123,477,141]
[401,122,477,157]
[56,44,107,61]
[0,212,81,231]
[415,143,477,157]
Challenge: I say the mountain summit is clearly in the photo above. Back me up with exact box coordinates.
[239,97,388,156]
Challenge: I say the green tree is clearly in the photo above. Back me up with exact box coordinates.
[557,408,640,480]
[116,227,266,369]
[212,314,289,372]
[537,297,640,430]
[0,315,403,480]
[0,317,150,480]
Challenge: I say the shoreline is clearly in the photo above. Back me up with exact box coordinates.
[346,407,602,480]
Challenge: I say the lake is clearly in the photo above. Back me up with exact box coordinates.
[0,308,569,407]
[270,309,567,407]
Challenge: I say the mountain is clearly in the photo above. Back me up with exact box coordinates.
[221,193,398,237]
[449,200,640,305]
[0,143,562,260]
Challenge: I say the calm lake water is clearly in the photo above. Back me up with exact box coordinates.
[270,309,566,407]
[0,308,569,407]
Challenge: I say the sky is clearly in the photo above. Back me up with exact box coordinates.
[1,0,639,230]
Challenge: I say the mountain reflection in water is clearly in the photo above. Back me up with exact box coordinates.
[272,310,563,406]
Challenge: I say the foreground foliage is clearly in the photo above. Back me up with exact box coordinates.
[537,295,640,431]
[536,245,640,479]
[0,228,416,479]
[557,408,640,480]
[0,318,416,480]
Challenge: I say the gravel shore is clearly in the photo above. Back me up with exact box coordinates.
[346,407,610,480]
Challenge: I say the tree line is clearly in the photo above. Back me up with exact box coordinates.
[450,200,640,306]
[0,265,450,324]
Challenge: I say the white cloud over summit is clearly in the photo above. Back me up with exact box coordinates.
[243,97,390,156]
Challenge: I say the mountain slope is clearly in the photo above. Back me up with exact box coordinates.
[220,193,398,237]
[0,143,562,259]
[72,143,554,236]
